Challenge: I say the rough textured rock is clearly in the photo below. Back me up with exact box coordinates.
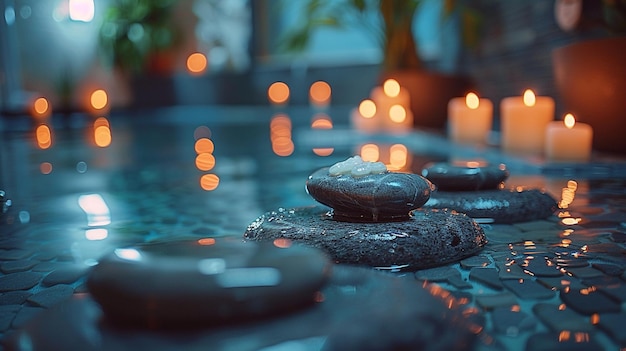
[244,206,487,269]
[7,265,479,351]
[421,162,509,191]
[306,167,433,222]
[87,238,332,328]
[423,189,558,223]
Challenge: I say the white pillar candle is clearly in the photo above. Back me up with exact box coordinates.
[545,113,593,162]
[448,92,493,144]
[501,89,554,154]
[370,79,410,130]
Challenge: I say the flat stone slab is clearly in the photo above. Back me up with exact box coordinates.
[6,265,478,351]
[87,238,332,328]
[423,189,558,223]
[244,206,487,270]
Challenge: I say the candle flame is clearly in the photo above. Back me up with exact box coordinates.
[465,92,479,109]
[268,82,290,104]
[389,105,406,123]
[383,79,400,98]
[90,89,108,110]
[564,113,576,129]
[523,89,536,107]
[33,97,50,116]
[358,99,376,118]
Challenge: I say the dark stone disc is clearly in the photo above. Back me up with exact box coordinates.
[423,189,558,223]
[244,206,487,270]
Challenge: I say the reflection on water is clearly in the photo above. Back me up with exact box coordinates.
[358,143,411,172]
[270,114,294,157]
[36,124,52,149]
[311,113,334,157]
[93,117,112,148]
[194,127,219,191]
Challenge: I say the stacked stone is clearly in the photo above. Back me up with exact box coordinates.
[421,163,558,223]
[245,156,488,270]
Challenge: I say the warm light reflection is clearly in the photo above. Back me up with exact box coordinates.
[558,330,571,342]
[186,52,208,75]
[270,114,294,156]
[389,105,406,123]
[273,238,292,248]
[195,138,215,154]
[383,79,400,97]
[195,153,216,171]
[311,115,333,129]
[523,89,536,107]
[198,238,216,246]
[69,0,94,22]
[561,217,581,225]
[200,174,220,191]
[465,92,479,109]
[360,144,380,162]
[90,89,108,110]
[36,124,52,149]
[309,81,331,106]
[94,117,109,128]
[590,313,600,325]
[85,228,108,241]
[114,248,141,261]
[33,97,50,117]
[268,82,290,105]
[40,162,53,175]
[358,99,376,118]
[311,114,334,156]
[389,144,408,170]
[94,125,112,147]
[564,113,576,129]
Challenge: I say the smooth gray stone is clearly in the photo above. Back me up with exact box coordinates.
[27,284,75,308]
[244,206,487,270]
[422,162,509,191]
[306,168,432,222]
[87,238,332,328]
[423,189,558,223]
[0,272,42,292]
[7,265,478,351]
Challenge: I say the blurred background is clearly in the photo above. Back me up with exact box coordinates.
[0,0,622,119]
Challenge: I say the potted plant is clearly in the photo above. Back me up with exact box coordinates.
[98,0,180,75]
[281,0,479,129]
[552,0,626,154]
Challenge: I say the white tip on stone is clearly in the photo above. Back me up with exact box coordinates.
[329,156,387,177]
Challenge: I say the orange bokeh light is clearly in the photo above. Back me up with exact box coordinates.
[33,97,50,117]
[389,105,406,123]
[268,82,290,105]
[36,124,52,149]
[312,148,334,156]
[195,153,216,171]
[309,81,331,106]
[90,89,108,110]
[383,79,400,97]
[197,237,216,246]
[94,125,112,147]
[195,138,215,154]
[360,144,379,162]
[311,115,333,129]
[358,99,376,118]
[200,174,220,191]
[186,52,207,75]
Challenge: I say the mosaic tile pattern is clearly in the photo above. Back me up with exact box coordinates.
[1,107,625,350]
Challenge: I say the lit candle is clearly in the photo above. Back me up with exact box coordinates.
[370,79,410,130]
[448,92,493,144]
[500,89,554,154]
[386,104,413,133]
[350,99,379,133]
[545,113,593,162]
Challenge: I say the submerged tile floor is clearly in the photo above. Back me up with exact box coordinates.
[1,106,626,350]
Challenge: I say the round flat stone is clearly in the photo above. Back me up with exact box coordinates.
[87,238,331,328]
[7,265,478,351]
[244,206,487,269]
[423,189,558,223]
[306,168,432,222]
[421,162,509,191]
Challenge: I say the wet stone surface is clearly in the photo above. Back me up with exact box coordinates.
[87,238,332,328]
[305,167,432,222]
[6,265,479,351]
[244,206,487,269]
[423,189,558,223]
[421,162,509,191]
